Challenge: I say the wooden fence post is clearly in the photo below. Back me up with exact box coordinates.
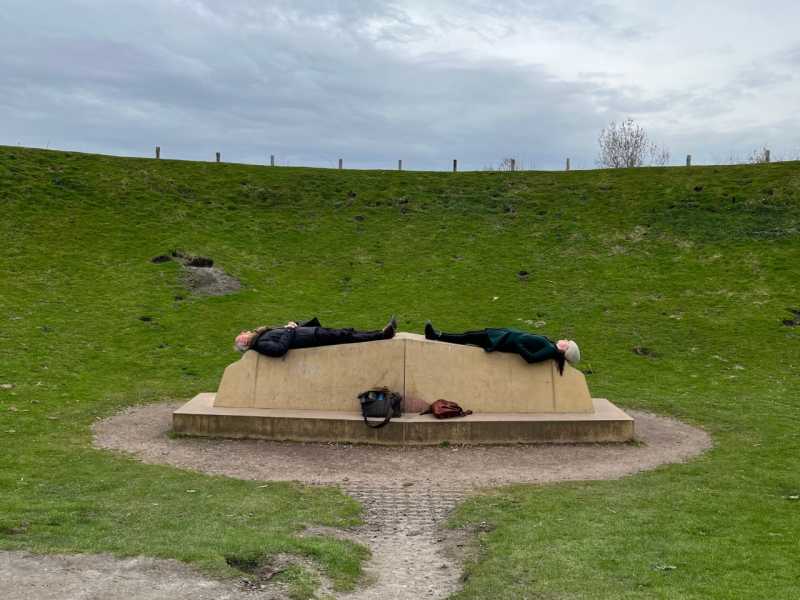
[686,154,691,167]
[270,154,275,167]
[216,152,220,163]
[155,146,160,160]
[453,159,457,173]
[398,159,402,171]
[566,157,570,171]
[338,158,343,170]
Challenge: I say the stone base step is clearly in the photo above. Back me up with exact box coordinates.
[173,394,634,445]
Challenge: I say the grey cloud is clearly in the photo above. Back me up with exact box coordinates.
[783,45,800,65]
[0,2,621,169]
[1,1,798,169]
[460,0,649,40]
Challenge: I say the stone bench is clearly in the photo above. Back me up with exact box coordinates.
[214,332,593,414]
[173,332,634,444]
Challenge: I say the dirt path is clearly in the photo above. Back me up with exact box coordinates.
[0,551,285,600]
[3,403,711,600]
[335,485,469,600]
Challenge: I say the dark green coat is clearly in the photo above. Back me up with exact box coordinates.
[485,328,559,364]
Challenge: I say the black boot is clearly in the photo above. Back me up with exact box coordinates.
[424,320,440,340]
[383,315,397,339]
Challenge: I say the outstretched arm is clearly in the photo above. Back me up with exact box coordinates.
[515,341,558,364]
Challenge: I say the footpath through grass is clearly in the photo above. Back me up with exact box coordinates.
[1,146,798,598]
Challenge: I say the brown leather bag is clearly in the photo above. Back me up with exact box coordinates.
[420,399,473,419]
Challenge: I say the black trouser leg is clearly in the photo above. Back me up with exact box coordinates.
[313,327,385,346]
[437,330,491,348]
[348,329,386,343]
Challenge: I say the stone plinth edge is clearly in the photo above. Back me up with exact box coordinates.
[174,394,634,445]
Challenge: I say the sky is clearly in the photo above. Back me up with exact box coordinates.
[1,0,799,170]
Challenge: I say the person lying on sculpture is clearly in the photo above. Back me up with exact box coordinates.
[424,321,580,374]
[235,316,397,357]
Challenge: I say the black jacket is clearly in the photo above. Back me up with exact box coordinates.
[251,317,320,357]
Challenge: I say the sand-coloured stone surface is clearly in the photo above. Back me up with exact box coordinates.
[215,337,406,410]
[214,332,593,413]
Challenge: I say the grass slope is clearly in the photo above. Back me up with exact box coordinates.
[1,146,799,598]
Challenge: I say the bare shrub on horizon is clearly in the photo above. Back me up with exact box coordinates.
[498,157,516,171]
[747,146,771,164]
[597,118,670,168]
[723,147,800,165]
[650,145,671,167]
[483,158,535,171]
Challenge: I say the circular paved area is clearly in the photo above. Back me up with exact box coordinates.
[93,402,712,491]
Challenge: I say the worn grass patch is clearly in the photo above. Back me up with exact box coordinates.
[1,146,799,598]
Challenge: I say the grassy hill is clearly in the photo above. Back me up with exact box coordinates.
[1,146,798,598]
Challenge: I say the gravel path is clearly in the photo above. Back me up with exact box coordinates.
[2,403,712,600]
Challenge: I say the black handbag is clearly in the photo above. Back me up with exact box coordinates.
[358,387,403,429]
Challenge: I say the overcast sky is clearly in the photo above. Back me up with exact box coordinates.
[2,1,799,170]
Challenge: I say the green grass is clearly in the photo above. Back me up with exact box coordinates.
[276,564,325,600]
[1,146,799,598]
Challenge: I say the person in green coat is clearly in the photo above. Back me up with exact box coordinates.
[424,321,580,374]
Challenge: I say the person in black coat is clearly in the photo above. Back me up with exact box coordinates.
[234,316,397,358]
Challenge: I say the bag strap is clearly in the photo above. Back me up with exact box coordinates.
[362,395,395,429]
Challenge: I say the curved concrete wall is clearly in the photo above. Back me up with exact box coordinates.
[214,332,594,413]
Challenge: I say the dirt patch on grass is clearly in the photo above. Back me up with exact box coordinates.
[150,251,241,296]
[181,265,241,296]
[235,552,335,597]
[0,551,287,600]
[782,307,800,327]
[632,345,659,357]
[83,402,712,599]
